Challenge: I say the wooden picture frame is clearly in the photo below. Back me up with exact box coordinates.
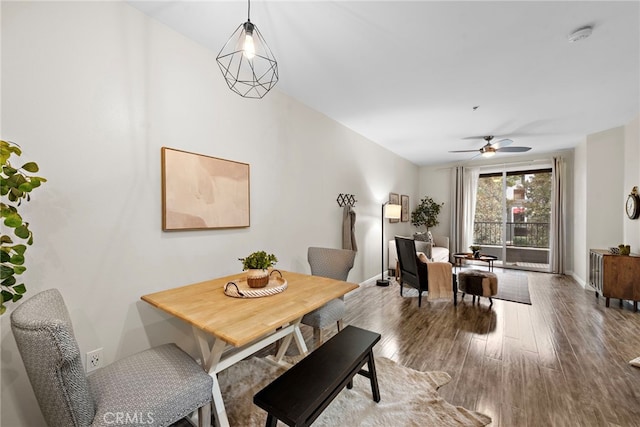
[401,195,410,222]
[161,147,250,230]
[389,193,400,223]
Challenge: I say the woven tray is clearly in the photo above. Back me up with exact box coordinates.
[224,272,288,298]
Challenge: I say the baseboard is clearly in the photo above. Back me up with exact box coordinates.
[569,271,588,289]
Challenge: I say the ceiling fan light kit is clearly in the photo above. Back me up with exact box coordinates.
[216,0,279,99]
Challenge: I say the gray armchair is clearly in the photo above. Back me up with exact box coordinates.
[10,288,213,427]
[302,247,356,347]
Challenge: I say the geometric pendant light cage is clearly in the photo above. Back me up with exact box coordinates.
[216,0,279,99]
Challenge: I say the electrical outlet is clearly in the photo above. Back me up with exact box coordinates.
[86,348,103,373]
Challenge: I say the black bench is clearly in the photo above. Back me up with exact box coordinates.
[253,325,381,427]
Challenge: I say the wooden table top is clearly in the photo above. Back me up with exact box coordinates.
[141,270,359,347]
[453,253,497,261]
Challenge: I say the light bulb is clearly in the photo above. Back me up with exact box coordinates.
[482,151,496,158]
[242,22,256,59]
[243,33,255,59]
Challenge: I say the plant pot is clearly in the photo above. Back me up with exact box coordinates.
[246,269,270,288]
[473,251,480,259]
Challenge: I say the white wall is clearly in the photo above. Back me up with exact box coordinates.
[586,127,625,250]
[417,166,452,237]
[571,114,640,286]
[0,2,417,425]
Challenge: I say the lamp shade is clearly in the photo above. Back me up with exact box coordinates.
[216,21,278,99]
[384,204,402,219]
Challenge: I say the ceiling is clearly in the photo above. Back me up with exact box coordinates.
[128,1,640,166]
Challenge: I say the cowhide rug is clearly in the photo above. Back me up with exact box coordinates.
[217,356,491,426]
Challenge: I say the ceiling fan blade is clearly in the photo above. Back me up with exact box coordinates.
[496,146,531,153]
[490,138,513,149]
[449,149,481,153]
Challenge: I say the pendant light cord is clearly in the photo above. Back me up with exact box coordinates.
[247,0,251,22]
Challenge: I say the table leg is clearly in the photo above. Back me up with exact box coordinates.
[191,320,309,427]
[272,317,308,363]
[194,328,228,427]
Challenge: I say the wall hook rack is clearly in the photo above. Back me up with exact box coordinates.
[337,193,357,207]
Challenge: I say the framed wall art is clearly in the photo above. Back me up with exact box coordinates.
[401,195,410,222]
[161,147,250,230]
[389,192,400,223]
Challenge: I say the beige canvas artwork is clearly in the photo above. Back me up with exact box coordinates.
[162,147,250,230]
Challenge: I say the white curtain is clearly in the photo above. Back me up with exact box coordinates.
[450,166,480,255]
[550,157,566,274]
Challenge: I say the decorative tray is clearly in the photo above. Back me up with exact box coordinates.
[224,272,287,298]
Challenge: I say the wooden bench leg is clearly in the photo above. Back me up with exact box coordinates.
[347,351,380,403]
[265,414,278,427]
[367,351,381,402]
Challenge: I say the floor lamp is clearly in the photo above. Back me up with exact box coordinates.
[376,202,401,286]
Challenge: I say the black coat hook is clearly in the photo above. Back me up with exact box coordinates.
[337,194,357,207]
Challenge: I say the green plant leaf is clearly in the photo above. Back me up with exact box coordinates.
[13,266,26,274]
[18,182,33,192]
[12,244,27,255]
[0,265,14,278]
[0,251,9,262]
[4,213,22,228]
[1,291,13,303]
[7,173,26,187]
[10,254,24,265]
[2,165,17,175]
[21,162,39,173]
[1,276,16,287]
[10,187,24,198]
[0,304,5,315]
[13,284,26,294]
[0,235,13,244]
[15,225,30,239]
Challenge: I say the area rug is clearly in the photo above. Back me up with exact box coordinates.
[216,356,491,426]
[492,271,531,305]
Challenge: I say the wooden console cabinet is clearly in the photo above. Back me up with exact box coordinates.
[589,249,640,312]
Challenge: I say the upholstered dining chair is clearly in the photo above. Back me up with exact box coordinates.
[10,288,213,427]
[302,247,356,347]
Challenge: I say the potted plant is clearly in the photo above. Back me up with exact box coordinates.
[239,251,278,288]
[1,140,46,315]
[411,196,444,239]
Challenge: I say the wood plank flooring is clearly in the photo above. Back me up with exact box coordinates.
[298,270,640,427]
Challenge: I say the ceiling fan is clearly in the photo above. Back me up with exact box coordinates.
[449,136,532,158]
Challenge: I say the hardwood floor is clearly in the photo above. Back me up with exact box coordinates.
[307,270,640,427]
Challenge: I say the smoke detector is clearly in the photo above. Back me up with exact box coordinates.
[568,26,593,42]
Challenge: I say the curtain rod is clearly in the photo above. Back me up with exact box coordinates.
[432,156,559,171]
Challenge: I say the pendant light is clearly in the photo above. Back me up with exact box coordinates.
[216,0,279,99]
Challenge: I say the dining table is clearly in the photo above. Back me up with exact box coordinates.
[140,270,359,427]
